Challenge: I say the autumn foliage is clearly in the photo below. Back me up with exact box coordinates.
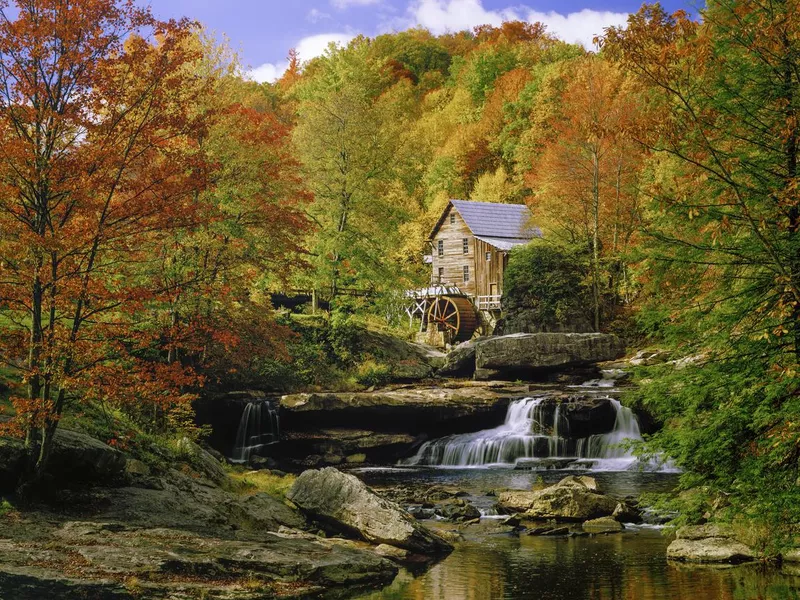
[0,0,308,484]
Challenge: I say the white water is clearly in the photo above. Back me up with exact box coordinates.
[403,396,672,472]
[230,401,280,462]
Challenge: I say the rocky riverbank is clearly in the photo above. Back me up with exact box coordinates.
[0,434,453,599]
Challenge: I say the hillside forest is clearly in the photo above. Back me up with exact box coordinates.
[0,0,798,550]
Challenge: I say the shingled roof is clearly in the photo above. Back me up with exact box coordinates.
[429,200,540,247]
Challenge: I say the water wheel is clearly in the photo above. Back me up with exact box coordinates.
[427,295,478,343]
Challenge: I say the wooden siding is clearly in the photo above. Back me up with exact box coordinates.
[473,238,506,298]
[430,205,509,298]
[430,205,477,297]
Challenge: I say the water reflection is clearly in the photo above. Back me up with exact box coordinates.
[356,531,800,600]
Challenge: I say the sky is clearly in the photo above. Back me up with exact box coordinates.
[145,0,691,83]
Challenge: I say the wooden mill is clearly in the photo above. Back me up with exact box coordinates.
[407,200,540,346]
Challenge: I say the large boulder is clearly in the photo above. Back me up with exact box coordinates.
[667,524,756,563]
[497,476,621,521]
[1,430,127,491]
[474,333,625,380]
[437,340,477,378]
[48,429,127,484]
[287,468,453,554]
[176,436,228,485]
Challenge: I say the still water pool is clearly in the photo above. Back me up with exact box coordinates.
[352,467,800,600]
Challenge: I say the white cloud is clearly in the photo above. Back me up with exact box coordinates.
[332,0,382,7]
[248,62,286,84]
[308,8,332,22]
[523,8,630,47]
[409,0,628,49]
[247,33,355,84]
[296,33,355,61]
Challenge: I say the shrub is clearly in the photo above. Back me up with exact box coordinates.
[354,360,393,388]
[503,242,592,332]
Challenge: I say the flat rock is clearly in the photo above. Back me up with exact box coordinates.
[280,382,526,437]
[287,468,453,555]
[0,522,397,598]
[474,333,625,379]
[583,517,623,533]
[667,537,755,563]
[675,524,737,540]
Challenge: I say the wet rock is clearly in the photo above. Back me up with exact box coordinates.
[526,525,570,536]
[374,544,409,561]
[514,458,578,470]
[556,475,599,491]
[497,476,620,521]
[583,517,623,533]
[667,538,755,563]
[782,548,800,563]
[612,502,642,523]
[474,333,625,380]
[287,468,453,554]
[434,499,481,522]
[407,506,436,520]
[667,524,756,563]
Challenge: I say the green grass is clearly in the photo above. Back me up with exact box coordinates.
[228,470,296,499]
[0,499,16,517]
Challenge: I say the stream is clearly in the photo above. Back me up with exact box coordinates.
[345,385,798,599]
[351,467,800,600]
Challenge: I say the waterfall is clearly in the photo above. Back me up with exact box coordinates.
[230,400,280,463]
[403,396,657,471]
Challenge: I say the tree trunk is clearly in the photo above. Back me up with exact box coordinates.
[592,149,601,332]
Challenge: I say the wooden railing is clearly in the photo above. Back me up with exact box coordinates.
[476,295,502,311]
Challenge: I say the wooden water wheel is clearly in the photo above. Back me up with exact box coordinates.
[427,295,478,343]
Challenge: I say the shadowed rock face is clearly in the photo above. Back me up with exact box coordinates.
[474,333,625,380]
[287,467,454,555]
[0,429,127,493]
[280,383,528,436]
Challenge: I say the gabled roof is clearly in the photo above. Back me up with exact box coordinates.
[429,199,541,244]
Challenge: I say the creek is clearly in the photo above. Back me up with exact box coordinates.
[350,467,800,600]
[344,384,796,599]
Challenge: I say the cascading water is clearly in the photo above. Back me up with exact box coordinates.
[230,401,280,463]
[403,396,662,471]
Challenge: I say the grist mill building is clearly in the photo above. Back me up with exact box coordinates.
[427,199,540,311]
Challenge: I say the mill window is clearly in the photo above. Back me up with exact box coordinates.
[437,240,444,257]
[438,267,444,281]
[462,238,469,254]
[449,213,455,225]
[485,252,492,261]
[463,265,470,282]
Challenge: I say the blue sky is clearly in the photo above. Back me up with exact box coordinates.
[146,0,691,82]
